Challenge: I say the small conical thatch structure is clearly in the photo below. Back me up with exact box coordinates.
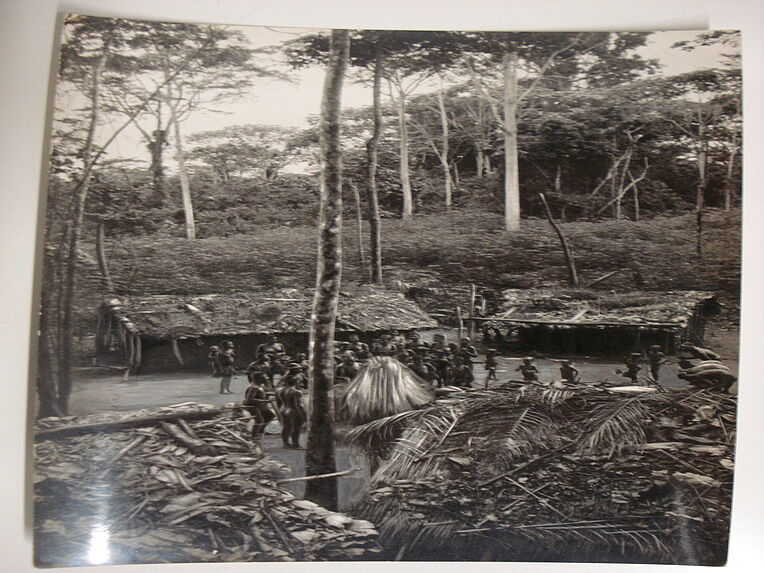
[340,357,434,425]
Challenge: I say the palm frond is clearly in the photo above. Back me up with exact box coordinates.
[574,397,649,457]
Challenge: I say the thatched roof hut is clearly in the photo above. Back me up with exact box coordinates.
[347,384,735,565]
[33,404,380,566]
[479,289,719,355]
[96,286,437,374]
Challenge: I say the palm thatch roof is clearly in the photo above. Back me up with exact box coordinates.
[340,357,435,425]
[34,403,380,566]
[347,384,735,564]
[102,286,437,340]
[486,289,717,327]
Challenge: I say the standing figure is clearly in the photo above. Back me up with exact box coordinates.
[410,353,435,385]
[434,350,453,388]
[647,345,667,381]
[347,334,370,360]
[517,357,539,382]
[456,337,479,372]
[335,354,360,385]
[256,334,287,360]
[430,333,448,353]
[559,360,579,384]
[621,353,642,384]
[449,356,475,389]
[242,370,276,448]
[296,352,310,373]
[485,349,499,385]
[278,375,307,449]
[208,345,221,377]
[280,362,308,390]
[217,340,236,394]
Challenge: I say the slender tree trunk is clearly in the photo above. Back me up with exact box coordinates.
[37,254,62,418]
[351,182,366,268]
[436,75,452,210]
[365,44,383,284]
[58,36,111,415]
[96,221,115,294]
[484,153,492,175]
[170,107,196,240]
[397,91,413,219]
[503,52,520,231]
[305,29,349,512]
[149,100,166,204]
[723,134,738,211]
[475,150,484,178]
[539,193,578,287]
[632,174,640,221]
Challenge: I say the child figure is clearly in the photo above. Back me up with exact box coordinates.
[559,360,579,384]
[208,345,220,377]
[485,349,498,386]
[621,353,642,384]
[647,345,667,381]
[517,357,539,382]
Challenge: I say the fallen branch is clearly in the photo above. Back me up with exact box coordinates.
[35,408,221,441]
[276,466,360,484]
[585,269,621,288]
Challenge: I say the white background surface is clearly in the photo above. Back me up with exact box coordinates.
[1,1,763,572]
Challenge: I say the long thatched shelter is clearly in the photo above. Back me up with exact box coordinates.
[477,289,719,356]
[96,286,437,374]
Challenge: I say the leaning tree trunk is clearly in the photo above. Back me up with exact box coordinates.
[58,35,111,415]
[305,29,349,512]
[503,52,520,231]
[539,193,578,287]
[169,107,196,240]
[397,91,413,219]
[365,43,384,284]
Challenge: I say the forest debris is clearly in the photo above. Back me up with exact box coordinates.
[350,385,735,564]
[33,404,381,566]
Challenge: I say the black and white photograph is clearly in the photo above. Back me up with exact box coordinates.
[16,5,751,568]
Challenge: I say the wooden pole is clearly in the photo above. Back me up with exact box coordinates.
[456,306,464,339]
[468,283,476,339]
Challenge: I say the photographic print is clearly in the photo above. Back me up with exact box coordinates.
[32,14,741,566]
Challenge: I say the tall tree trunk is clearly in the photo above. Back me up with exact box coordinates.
[723,133,738,211]
[484,153,492,175]
[633,174,640,221]
[475,150,484,178]
[503,52,520,231]
[149,100,166,204]
[436,75,452,210]
[170,107,196,240]
[58,36,111,415]
[305,29,349,512]
[539,193,578,287]
[351,182,366,268]
[365,43,383,284]
[397,91,413,219]
[96,221,115,294]
[37,254,62,419]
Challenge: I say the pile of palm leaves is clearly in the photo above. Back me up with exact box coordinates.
[34,405,380,566]
[339,357,434,425]
[347,383,735,565]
